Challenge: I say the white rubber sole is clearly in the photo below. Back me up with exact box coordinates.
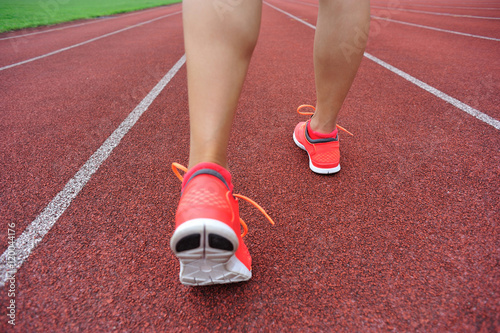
[170,218,251,286]
[293,132,341,174]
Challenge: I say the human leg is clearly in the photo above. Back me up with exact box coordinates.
[310,0,370,134]
[293,0,370,174]
[183,0,262,169]
[171,0,268,286]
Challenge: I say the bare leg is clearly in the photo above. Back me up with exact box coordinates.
[183,0,262,169]
[310,0,370,134]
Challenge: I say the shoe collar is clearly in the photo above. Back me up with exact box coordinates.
[182,162,233,192]
[305,120,339,144]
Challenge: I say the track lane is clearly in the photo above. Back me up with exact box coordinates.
[0,55,186,290]
[371,5,500,19]
[271,0,500,120]
[0,0,499,331]
[371,1,500,11]
[0,9,183,252]
[370,9,500,40]
[259,3,499,330]
[365,19,500,118]
[0,4,182,68]
[370,16,500,42]
[0,5,174,41]
[376,0,500,8]
[293,0,500,38]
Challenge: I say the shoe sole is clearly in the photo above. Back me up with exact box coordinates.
[170,218,251,286]
[293,132,341,174]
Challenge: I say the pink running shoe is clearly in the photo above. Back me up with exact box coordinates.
[170,162,274,286]
[293,105,353,174]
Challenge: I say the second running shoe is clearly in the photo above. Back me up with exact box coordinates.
[293,105,353,174]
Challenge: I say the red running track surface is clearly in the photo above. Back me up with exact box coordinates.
[0,0,499,331]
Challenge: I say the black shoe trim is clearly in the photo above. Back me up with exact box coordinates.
[305,121,338,144]
[176,234,201,252]
[208,234,234,251]
[183,169,230,192]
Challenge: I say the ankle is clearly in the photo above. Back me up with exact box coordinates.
[188,152,228,170]
[308,116,337,136]
[183,162,233,191]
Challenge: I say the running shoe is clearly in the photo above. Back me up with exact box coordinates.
[170,162,274,286]
[293,105,353,174]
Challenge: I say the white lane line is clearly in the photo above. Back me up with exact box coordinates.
[0,5,171,41]
[371,5,500,20]
[371,2,500,11]
[288,0,500,13]
[0,54,186,287]
[264,1,500,130]
[0,22,105,41]
[287,0,500,41]
[266,2,316,29]
[371,16,500,41]
[363,54,500,130]
[0,10,181,72]
[286,0,318,7]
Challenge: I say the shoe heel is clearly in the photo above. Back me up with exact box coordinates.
[171,219,250,286]
[170,218,239,258]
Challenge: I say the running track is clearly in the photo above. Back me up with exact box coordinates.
[1,0,499,331]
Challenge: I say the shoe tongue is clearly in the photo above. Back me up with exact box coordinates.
[182,162,233,191]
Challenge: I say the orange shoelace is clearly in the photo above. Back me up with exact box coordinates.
[172,163,275,237]
[297,104,354,136]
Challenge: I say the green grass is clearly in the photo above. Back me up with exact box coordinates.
[0,0,182,33]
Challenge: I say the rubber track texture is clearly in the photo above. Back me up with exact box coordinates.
[0,0,499,331]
